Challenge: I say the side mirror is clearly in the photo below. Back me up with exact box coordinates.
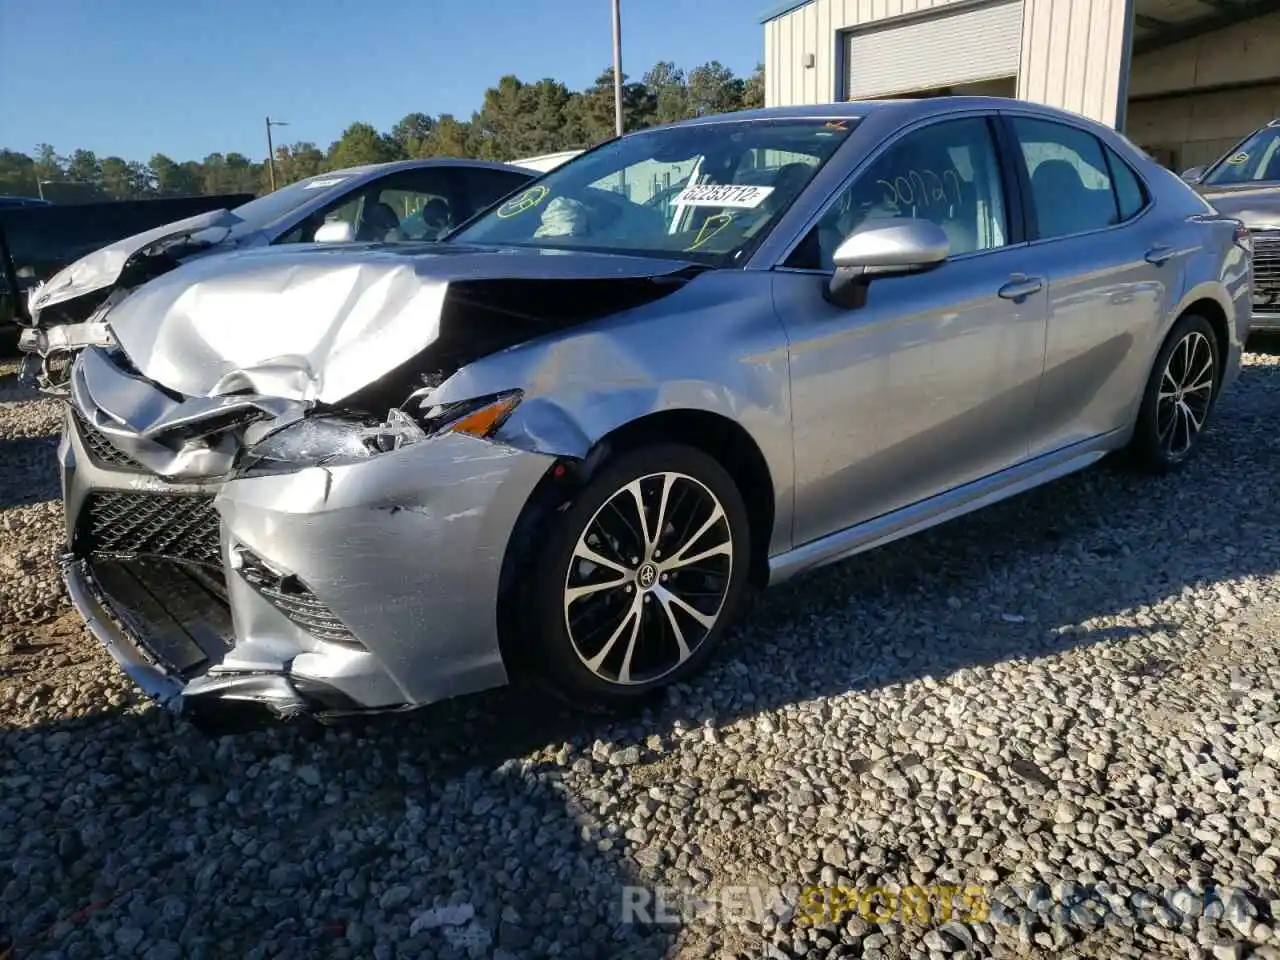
[313,219,355,244]
[827,218,950,308]
[1180,166,1205,184]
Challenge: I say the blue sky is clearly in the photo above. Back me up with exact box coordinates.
[0,0,765,164]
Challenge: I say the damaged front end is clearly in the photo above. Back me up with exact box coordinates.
[59,242,699,718]
[19,208,240,394]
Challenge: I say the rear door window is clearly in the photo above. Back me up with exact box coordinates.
[1010,117,1122,239]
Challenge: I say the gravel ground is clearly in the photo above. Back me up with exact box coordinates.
[3,348,1280,960]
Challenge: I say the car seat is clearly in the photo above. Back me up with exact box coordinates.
[1030,159,1094,237]
[356,201,403,242]
[420,198,451,236]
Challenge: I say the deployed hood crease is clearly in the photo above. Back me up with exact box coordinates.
[104,244,698,405]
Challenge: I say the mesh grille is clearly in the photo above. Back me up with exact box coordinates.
[238,550,361,647]
[80,492,222,569]
[1256,231,1280,314]
[72,411,147,471]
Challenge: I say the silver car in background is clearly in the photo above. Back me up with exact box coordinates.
[18,158,536,390]
[59,99,1251,721]
[1182,119,1280,332]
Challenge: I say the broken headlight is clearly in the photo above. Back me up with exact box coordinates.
[241,390,523,473]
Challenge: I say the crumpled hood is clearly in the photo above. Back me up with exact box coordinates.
[1198,183,1280,230]
[105,242,696,404]
[29,207,242,317]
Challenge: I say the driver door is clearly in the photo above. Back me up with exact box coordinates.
[773,114,1050,547]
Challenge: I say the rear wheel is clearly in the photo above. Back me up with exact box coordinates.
[529,443,751,709]
[1127,313,1220,472]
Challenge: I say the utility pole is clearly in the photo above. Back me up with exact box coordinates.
[265,116,289,191]
[612,0,623,137]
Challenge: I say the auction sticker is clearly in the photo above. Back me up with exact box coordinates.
[672,183,776,208]
[496,185,550,218]
[303,176,350,190]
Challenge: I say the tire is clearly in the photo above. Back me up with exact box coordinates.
[528,442,752,709]
[1127,312,1220,473]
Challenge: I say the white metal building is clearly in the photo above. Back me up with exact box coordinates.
[761,0,1280,170]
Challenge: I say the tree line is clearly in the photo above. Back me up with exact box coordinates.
[0,62,764,203]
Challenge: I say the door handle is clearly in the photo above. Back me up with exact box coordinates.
[1145,244,1174,265]
[998,275,1044,301]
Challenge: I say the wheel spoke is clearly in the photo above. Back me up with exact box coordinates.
[1173,403,1190,454]
[1185,357,1213,393]
[622,480,651,550]
[1182,398,1206,432]
[573,542,632,578]
[662,503,726,570]
[654,589,693,664]
[616,603,644,683]
[584,596,642,672]
[665,539,733,571]
[655,584,718,630]
[650,473,677,556]
[565,574,629,606]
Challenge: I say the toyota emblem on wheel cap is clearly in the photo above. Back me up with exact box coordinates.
[636,563,658,590]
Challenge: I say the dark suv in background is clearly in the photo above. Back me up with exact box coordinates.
[0,194,253,350]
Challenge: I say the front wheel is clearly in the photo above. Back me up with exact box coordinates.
[1127,313,1221,473]
[529,443,752,709]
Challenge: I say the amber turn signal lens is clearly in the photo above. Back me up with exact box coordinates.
[443,394,522,438]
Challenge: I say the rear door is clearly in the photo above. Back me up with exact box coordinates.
[998,113,1180,455]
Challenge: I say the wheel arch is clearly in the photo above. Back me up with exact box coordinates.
[494,407,777,678]
[1168,280,1236,381]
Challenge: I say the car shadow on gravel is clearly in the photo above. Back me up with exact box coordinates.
[0,435,60,509]
[0,700,684,960]
[3,360,1279,959]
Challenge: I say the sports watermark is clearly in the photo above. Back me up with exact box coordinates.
[620,881,1268,931]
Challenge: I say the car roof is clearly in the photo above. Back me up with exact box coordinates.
[653,97,1100,130]
[320,158,534,178]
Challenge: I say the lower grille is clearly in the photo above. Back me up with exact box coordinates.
[73,411,147,472]
[79,492,223,571]
[1255,231,1280,315]
[88,557,234,679]
[237,548,362,647]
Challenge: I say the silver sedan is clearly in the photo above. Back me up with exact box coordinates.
[58,98,1252,720]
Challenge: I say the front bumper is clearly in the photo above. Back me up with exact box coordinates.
[60,408,555,716]
[1249,310,1280,333]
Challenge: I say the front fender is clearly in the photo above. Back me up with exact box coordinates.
[432,271,797,556]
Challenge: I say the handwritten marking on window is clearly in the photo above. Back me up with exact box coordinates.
[872,168,963,212]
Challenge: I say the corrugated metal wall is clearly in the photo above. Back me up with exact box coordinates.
[763,0,1131,126]
[1016,0,1130,126]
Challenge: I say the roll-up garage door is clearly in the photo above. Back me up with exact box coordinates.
[845,0,1023,100]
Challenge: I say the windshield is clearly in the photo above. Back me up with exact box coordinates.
[1203,125,1280,185]
[229,172,357,231]
[451,118,857,265]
